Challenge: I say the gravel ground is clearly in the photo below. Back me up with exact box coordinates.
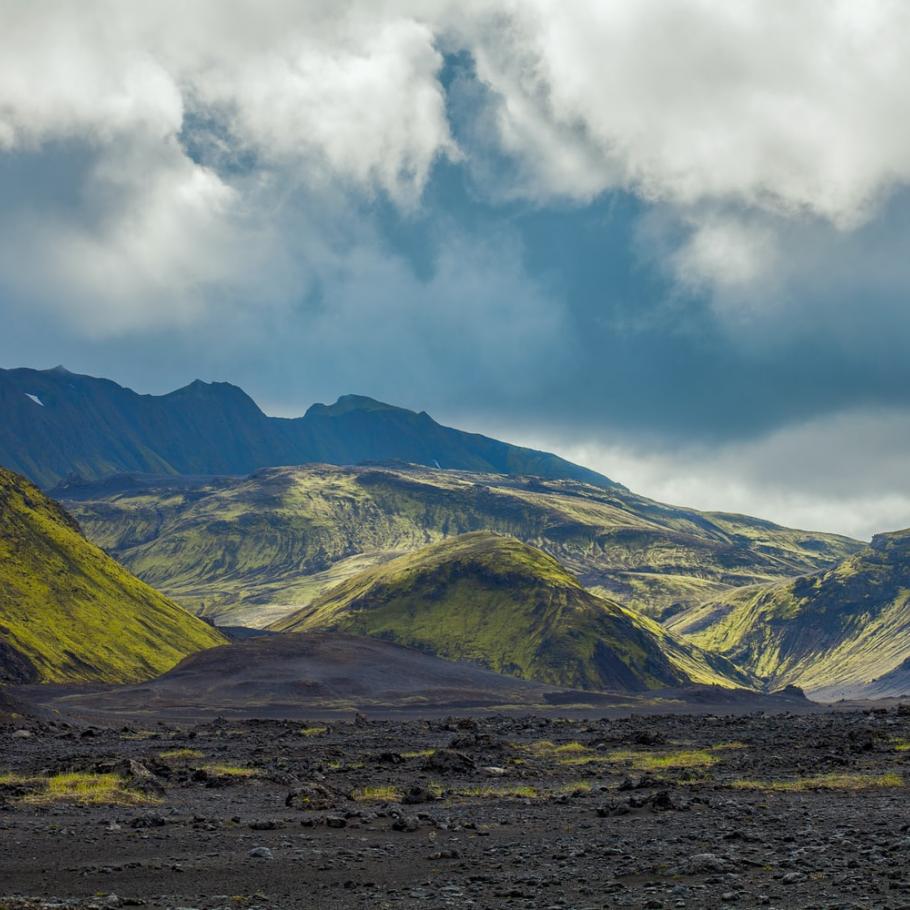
[2,707,910,910]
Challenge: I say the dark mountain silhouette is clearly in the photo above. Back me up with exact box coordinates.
[0,366,619,490]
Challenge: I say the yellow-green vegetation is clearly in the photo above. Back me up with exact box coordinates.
[731,772,903,791]
[0,771,39,785]
[351,785,402,802]
[401,749,436,759]
[0,467,226,684]
[668,529,910,694]
[23,773,158,806]
[527,740,589,755]
[158,748,205,761]
[524,740,603,765]
[710,741,748,751]
[458,784,539,799]
[556,780,594,795]
[893,739,910,752]
[271,532,752,692]
[607,749,718,771]
[202,764,258,778]
[65,462,859,628]
[298,726,328,737]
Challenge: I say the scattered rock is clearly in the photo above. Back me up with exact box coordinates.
[683,853,737,874]
[130,814,166,829]
[421,749,474,774]
[285,783,335,811]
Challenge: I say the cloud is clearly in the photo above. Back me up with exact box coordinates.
[3,0,910,540]
[458,1,910,220]
[0,1,456,334]
[5,0,910,331]
[500,406,910,540]
[451,0,910,304]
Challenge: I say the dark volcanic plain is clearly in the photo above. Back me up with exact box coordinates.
[2,702,910,910]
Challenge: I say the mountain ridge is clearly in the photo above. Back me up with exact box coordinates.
[0,366,620,490]
[666,527,910,696]
[62,463,861,629]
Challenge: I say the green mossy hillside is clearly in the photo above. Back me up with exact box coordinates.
[271,531,753,692]
[0,468,225,683]
[667,529,910,694]
[65,464,861,628]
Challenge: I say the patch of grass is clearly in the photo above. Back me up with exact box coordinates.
[527,740,601,766]
[159,748,204,761]
[731,772,903,792]
[711,741,748,751]
[299,726,328,737]
[558,753,606,767]
[458,784,539,799]
[0,771,40,786]
[401,749,436,759]
[351,785,402,802]
[607,749,717,771]
[202,764,258,778]
[24,773,158,806]
[892,739,910,752]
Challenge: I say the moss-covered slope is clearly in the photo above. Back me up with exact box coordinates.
[0,468,225,683]
[271,531,753,692]
[667,529,910,694]
[64,465,860,628]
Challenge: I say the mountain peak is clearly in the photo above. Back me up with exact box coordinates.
[305,394,402,418]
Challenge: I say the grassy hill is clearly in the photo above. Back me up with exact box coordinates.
[0,467,225,683]
[666,529,910,695]
[63,464,860,628]
[272,531,753,692]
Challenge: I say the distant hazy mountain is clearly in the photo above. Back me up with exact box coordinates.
[0,366,618,490]
[667,528,910,697]
[0,467,225,684]
[272,531,753,692]
[63,463,860,628]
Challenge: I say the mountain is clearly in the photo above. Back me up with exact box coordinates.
[62,464,860,628]
[666,529,910,697]
[0,366,618,490]
[0,467,225,684]
[271,532,752,692]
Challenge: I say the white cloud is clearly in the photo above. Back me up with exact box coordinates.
[458,1,910,221]
[4,1,910,330]
[451,0,910,298]
[0,1,457,334]
[504,407,910,540]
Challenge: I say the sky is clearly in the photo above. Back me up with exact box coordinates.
[1,0,910,539]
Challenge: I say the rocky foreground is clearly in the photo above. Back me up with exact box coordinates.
[2,708,910,910]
